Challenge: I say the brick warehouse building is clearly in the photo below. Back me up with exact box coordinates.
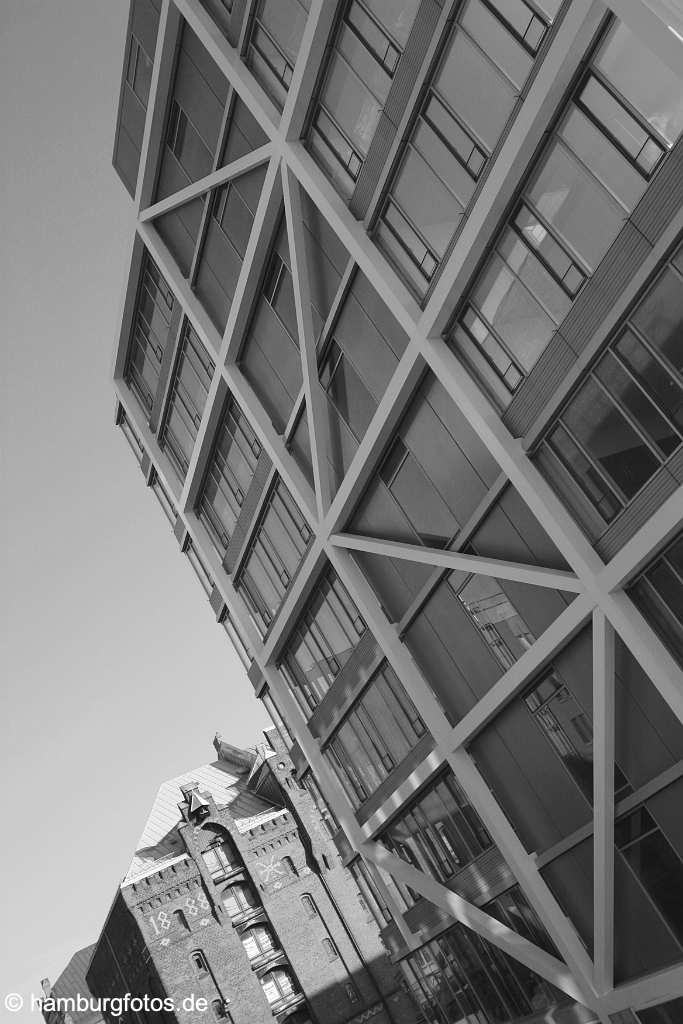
[86,733,414,1024]
[109,1,683,1023]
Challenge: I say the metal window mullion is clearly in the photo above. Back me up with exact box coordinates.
[421,98,485,182]
[591,368,666,464]
[625,316,683,391]
[313,106,364,176]
[550,418,630,507]
[609,344,683,444]
[660,553,683,591]
[510,210,583,297]
[589,64,672,155]
[460,306,528,384]
[633,573,683,631]
[381,197,439,279]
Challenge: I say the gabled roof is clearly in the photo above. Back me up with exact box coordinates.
[123,750,285,884]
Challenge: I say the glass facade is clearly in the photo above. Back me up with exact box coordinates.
[377,0,563,297]
[111,5,683,1017]
[247,0,311,111]
[197,397,262,556]
[451,20,683,404]
[125,256,175,416]
[319,339,377,442]
[308,0,420,198]
[523,668,631,802]
[240,222,302,434]
[280,567,368,716]
[237,478,311,635]
[615,805,683,945]
[629,533,683,668]
[402,896,571,1024]
[537,244,683,538]
[324,661,427,808]
[449,568,536,671]
[161,322,215,480]
[377,770,492,901]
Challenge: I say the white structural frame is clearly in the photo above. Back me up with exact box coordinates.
[112,1,683,1021]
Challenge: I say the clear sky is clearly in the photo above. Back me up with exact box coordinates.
[0,2,270,1016]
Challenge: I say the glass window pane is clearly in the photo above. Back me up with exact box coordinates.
[561,377,660,499]
[392,146,465,258]
[617,815,683,943]
[413,119,477,206]
[579,76,648,159]
[436,29,517,150]
[631,266,683,375]
[595,21,683,145]
[560,106,646,210]
[472,249,558,370]
[338,23,392,103]
[630,547,683,669]
[455,573,536,669]
[364,0,420,46]
[527,140,627,270]
[498,231,572,321]
[460,0,532,89]
[547,424,623,522]
[327,350,377,438]
[389,451,458,546]
[595,350,681,457]
[322,52,385,157]
[259,0,308,65]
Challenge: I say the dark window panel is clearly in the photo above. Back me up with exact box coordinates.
[451,19,682,398]
[537,248,683,536]
[197,397,261,555]
[324,661,427,807]
[247,0,311,111]
[125,256,175,419]
[161,323,215,481]
[308,0,420,195]
[237,478,311,635]
[280,567,367,717]
[629,533,683,668]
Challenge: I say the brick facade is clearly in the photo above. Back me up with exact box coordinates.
[86,733,417,1024]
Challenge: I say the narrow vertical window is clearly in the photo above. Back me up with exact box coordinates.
[322,938,339,961]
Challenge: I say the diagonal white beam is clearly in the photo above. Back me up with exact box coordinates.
[139,144,273,223]
[601,961,683,1015]
[137,0,182,210]
[282,165,333,519]
[330,533,584,593]
[326,544,455,747]
[221,154,283,364]
[173,0,281,137]
[254,655,416,945]
[446,748,598,1002]
[280,0,339,141]
[361,841,598,1009]
[593,608,615,995]
[444,594,594,751]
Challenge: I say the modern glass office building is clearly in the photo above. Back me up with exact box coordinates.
[111,1,683,1022]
